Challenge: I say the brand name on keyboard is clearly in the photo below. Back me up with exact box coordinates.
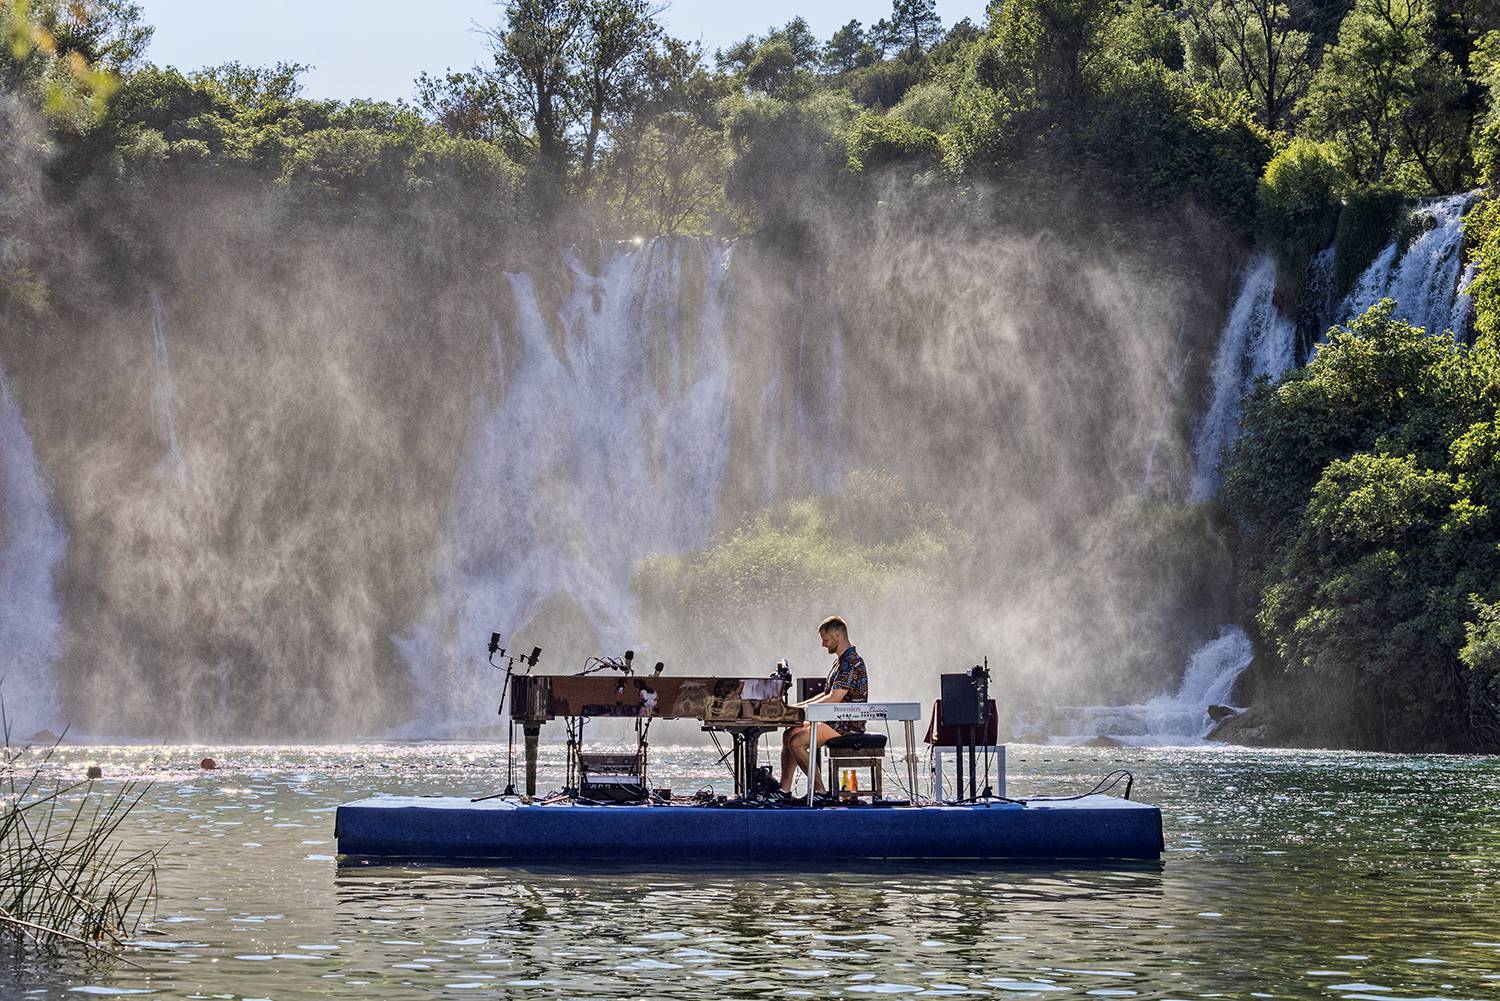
[803,702,921,722]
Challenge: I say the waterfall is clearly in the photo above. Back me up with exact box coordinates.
[0,360,66,737]
[1048,626,1253,746]
[396,239,740,729]
[1189,253,1296,501]
[149,291,188,483]
[1341,191,1479,338]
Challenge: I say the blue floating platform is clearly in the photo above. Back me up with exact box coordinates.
[335,795,1162,863]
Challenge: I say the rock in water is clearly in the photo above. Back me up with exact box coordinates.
[1081,735,1124,748]
[200,757,218,770]
[1207,704,1240,722]
[86,765,102,779]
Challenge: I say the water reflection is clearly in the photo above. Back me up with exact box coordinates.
[8,743,1500,1000]
[329,863,1166,997]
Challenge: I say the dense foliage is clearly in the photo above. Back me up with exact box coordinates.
[0,0,1497,294]
[1222,302,1500,749]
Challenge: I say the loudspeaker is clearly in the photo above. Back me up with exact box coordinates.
[926,699,999,746]
[797,677,828,702]
[940,673,986,726]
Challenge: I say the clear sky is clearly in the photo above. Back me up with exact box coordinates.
[135,1,991,103]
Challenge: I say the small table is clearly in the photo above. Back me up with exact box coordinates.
[802,702,922,806]
[931,744,1006,800]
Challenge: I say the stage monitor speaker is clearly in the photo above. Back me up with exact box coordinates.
[797,677,828,702]
[940,672,987,726]
[927,699,999,746]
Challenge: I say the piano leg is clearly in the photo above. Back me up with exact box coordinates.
[904,720,917,803]
[523,723,541,798]
[742,732,757,797]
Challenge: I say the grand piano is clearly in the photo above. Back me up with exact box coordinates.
[507,672,804,798]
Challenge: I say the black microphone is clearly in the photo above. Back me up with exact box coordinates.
[653,661,664,676]
[528,646,542,666]
[488,632,501,656]
[624,649,634,673]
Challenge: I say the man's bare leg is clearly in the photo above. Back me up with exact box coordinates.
[779,727,798,792]
[784,723,839,794]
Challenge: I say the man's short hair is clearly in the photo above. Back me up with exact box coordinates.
[818,615,848,636]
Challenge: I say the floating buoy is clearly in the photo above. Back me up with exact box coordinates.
[86,765,103,780]
[199,757,218,770]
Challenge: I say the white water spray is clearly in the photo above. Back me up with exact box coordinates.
[1342,191,1479,338]
[397,240,740,729]
[149,291,188,483]
[1050,626,1253,745]
[0,360,66,736]
[1189,254,1296,500]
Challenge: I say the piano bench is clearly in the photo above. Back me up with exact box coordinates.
[824,735,886,800]
[824,733,887,752]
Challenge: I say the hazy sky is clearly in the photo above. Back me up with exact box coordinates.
[136,1,991,102]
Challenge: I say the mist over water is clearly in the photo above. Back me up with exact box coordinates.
[19,174,1479,740]
[397,240,749,728]
[0,359,66,736]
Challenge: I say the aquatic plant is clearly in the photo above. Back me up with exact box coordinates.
[0,703,157,956]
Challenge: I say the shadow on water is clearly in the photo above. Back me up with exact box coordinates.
[334,855,1168,879]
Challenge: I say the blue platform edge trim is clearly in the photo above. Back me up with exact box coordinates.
[334,794,1163,861]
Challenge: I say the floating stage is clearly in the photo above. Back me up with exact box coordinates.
[334,794,1163,863]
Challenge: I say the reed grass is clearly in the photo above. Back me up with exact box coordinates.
[0,699,157,956]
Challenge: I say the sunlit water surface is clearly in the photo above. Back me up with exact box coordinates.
[5,743,1499,1000]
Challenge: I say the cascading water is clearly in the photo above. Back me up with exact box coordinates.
[397,239,746,730]
[0,359,67,736]
[1189,253,1296,500]
[148,291,188,483]
[1341,191,1480,338]
[1190,192,1482,503]
[1048,626,1253,745]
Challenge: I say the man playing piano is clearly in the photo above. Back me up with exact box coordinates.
[777,615,868,799]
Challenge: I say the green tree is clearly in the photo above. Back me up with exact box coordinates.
[485,0,583,171]
[1222,300,1500,749]
[1182,0,1314,131]
[1299,0,1434,186]
[415,67,517,144]
[889,0,944,58]
[576,0,660,182]
[1258,138,1343,272]
[824,19,872,73]
[986,0,1117,106]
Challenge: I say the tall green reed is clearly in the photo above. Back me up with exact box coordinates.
[0,699,157,956]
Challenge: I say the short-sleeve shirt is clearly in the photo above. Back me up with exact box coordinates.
[825,646,868,735]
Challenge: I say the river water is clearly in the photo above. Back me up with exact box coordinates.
[6,743,1499,1000]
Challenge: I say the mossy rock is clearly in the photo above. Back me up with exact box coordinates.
[1332,186,1407,298]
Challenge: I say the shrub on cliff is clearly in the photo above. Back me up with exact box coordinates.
[845,112,942,173]
[633,471,969,669]
[1258,139,1342,280]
